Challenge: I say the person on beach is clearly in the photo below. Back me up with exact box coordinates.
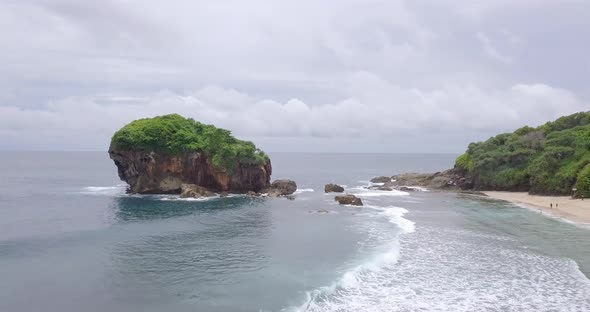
[550,203,553,209]
[556,203,559,209]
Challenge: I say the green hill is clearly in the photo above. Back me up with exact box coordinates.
[455,111,590,197]
[110,114,268,171]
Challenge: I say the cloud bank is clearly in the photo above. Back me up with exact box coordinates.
[1,76,585,151]
[1,0,589,151]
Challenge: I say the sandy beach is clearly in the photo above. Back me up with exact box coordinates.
[485,191,590,225]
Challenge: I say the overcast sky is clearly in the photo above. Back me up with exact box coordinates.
[1,0,589,152]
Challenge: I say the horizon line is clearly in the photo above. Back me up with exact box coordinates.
[0,149,461,155]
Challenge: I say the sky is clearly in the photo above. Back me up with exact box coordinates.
[1,0,589,153]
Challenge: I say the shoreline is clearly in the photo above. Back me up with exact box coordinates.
[484,191,590,226]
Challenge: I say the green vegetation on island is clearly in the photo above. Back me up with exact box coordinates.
[110,114,268,171]
[455,111,590,197]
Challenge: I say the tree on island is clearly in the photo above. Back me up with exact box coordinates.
[110,114,268,172]
[455,111,590,197]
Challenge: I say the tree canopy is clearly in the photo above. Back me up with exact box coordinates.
[455,111,590,196]
[110,114,268,171]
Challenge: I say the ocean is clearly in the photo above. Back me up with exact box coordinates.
[0,152,589,312]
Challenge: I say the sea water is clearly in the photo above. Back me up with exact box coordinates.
[0,152,589,312]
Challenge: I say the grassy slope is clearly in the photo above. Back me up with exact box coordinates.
[455,111,590,197]
[110,114,268,171]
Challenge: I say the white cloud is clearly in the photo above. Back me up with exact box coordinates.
[1,0,590,151]
[0,73,586,150]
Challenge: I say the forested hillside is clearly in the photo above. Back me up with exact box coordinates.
[455,112,590,197]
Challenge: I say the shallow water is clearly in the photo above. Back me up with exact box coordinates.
[0,152,589,311]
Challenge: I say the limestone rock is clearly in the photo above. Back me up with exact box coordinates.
[370,176,392,183]
[109,148,272,194]
[387,169,468,191]
[266,179,297,197]
[334,194,363,206]
[324,183,345,193]
[180,184,215,198]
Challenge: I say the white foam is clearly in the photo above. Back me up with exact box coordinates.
[348,187,410,197]
[290,241,403,312]
[285,205,415,312]
[285,226,590,312]
[158,195,222,202]
[370,206,416,233]
[344,180,412,197]
[80,184,127,195]
[294,188,315,195]
[403,186,429,192]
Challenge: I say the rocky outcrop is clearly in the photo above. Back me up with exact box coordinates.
[266,179,297,197]
[109,148,272,194]
[180,184,215,198]
[335,194,363,206]
[325,183,345,193]
[369,169,472,191]
[370,176,391,183]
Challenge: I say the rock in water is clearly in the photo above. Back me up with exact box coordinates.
[267,179,297,197]
[108,114,272,194]
[324,183,345,193]
[180,184,215,198]
[334,194,363,206]
[370,176,392,183]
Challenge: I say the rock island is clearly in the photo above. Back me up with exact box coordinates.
[109,114,272,194]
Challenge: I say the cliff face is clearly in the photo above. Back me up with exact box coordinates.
[109,147,272,194]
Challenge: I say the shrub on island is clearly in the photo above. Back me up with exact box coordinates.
[110,114,268,172]
[454,111,590,196]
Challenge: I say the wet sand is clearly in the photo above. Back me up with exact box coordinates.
[485,191,590,225]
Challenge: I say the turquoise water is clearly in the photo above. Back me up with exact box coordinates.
[0,152,589,311]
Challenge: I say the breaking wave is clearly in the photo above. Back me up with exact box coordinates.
[348,186,410,197]
[286,217,590,312]
[286,205,415,312]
